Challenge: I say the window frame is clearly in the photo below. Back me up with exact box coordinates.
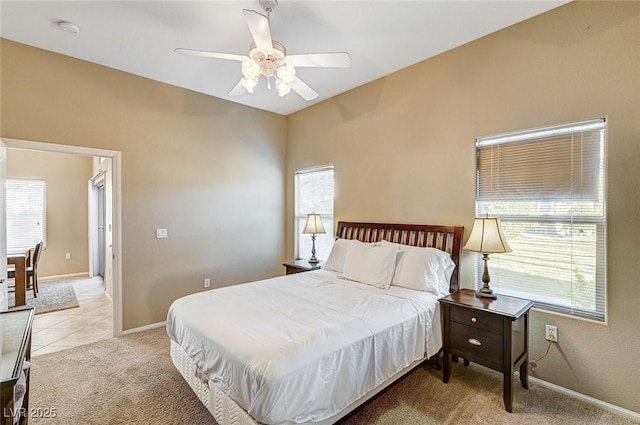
[474,119,607,321]
[294,165,335,261]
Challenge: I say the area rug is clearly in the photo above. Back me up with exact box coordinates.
[8,280,79,314]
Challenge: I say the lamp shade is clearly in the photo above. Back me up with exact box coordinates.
[464,217,512,254]
[302,214,326,235]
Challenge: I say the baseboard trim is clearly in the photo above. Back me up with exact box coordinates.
[40,272,90,281]
[122,321,166,335]
[529,376,640,421]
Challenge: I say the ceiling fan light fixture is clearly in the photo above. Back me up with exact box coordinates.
[276,62,296,85]
[176,2,350,101]
[276,79,291,97]
[241,57,261,79]
[241,77,259,93]
[275,61,295,97]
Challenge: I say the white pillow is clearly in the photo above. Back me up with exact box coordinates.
[324,239,381,273]
[381,240,455,295]
[324,239,353,273]
[342,240,398,289]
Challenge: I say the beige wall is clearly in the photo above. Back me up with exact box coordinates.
[6,149,93,277]
[0,39,287,330]
[1,0,639,414]
[286,1,640,414]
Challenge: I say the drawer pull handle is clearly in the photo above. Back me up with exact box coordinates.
[471,317,477,323]
[468,338,482,346]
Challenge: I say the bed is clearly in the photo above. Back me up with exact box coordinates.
[167,221,464,425]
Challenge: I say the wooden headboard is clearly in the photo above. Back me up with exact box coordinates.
[336,221,464,293]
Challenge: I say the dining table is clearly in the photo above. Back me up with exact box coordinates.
[7,252,27,307]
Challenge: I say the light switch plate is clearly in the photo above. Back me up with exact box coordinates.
[156,228,168,239]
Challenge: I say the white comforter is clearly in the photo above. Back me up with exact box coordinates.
[166,269,442,425]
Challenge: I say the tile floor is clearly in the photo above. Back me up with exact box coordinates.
[32,275,113,356]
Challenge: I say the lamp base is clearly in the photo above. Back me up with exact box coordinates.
[477,253,497,299]
[308,233,319,265]
[475,290,498,299]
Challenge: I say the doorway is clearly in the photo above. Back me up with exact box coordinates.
[97,183,105,278]
[1,137,123,336]
[90,173,106,279]
[89,163,113,300]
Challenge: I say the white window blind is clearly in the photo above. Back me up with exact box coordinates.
[475,119,606,321]
[295,165,334,261]
[6,179,47,253]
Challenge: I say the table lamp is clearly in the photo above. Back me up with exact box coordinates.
[302,213,326,264]
[464,216,512,298]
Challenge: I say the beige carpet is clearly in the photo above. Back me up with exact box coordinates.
[30,328,637,425]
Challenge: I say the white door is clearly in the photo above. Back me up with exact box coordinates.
[0,140,7,311]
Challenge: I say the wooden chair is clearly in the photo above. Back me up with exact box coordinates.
[28,242,44,296]
[8,242,43,298]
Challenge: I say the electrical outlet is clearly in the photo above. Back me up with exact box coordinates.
[545,325,558,342]
[65,253,71,260]
[156,228,168,239]
[204,278,211,288]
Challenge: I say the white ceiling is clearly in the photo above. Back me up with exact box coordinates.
[0,1,569,116]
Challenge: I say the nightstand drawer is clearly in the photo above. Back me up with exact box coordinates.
[450,322,503,369]
[450,306,503,334]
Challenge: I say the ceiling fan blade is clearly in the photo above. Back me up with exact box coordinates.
[174,48,246,62]
[287,53,352,68]
[290,77,319,101]
[242,9,273,54]
[228,80,247,96]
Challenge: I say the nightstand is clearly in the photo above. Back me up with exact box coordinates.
[1,308,34,425]
[282,259,323,275]
[439,289,534,412]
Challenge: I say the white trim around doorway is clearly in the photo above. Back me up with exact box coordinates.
[1,137,124,336]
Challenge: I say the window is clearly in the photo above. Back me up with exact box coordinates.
[475,119,606,321]
[6,179,47,253]
[295,165,334,261]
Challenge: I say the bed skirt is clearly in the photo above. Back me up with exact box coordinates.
[171,339,262,425]
[171,339,432,425]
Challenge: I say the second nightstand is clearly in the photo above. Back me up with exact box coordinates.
[439,289,534,413]
[282,259,323,275]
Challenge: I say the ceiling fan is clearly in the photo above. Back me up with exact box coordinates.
[175,0,351,101]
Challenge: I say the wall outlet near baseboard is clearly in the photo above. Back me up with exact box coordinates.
[65,253,71,260]
[204,278,211,288]
[546,324,558,342]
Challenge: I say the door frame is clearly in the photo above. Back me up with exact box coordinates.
[0,140,6,311]
[1,137,124,336]
[89,172,106,279]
